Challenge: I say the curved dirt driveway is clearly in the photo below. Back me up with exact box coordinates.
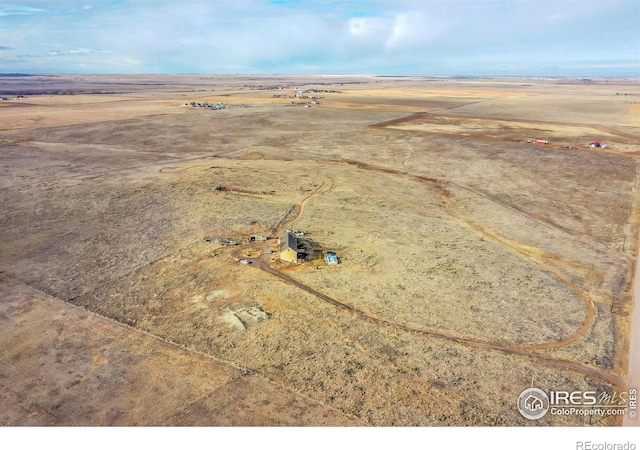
[328,159,597,350]
[274,179,335,237]
[251,258,621,387]
[231,169,618,387]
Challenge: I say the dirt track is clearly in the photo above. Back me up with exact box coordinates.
[254,261,621,387]
[372,113,640,157]
[327,159,599,349]
[274,179,336,236]
[231,168,617,388]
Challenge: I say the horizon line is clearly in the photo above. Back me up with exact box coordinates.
[2,72,640,79]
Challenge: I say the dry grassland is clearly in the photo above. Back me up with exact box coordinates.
[1,74,639,426]
[627,104,640,126]
[0,276,355,426]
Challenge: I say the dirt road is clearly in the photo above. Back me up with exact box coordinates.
[233,233,620,387]
[330,159,598,350]
[273,179,335,237]
[247,257,623,387]
[228,169,621,387]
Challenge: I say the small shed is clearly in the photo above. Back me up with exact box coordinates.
[325,252,339,265]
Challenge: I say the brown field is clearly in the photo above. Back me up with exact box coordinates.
[1,74,639,426]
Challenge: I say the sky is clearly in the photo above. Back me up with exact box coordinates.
[0,0,638,76]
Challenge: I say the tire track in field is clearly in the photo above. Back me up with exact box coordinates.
[229,169,618,387]
[326,158,597,350]
[253,262,621,387]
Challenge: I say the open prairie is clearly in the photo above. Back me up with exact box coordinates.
[1,74,639,426]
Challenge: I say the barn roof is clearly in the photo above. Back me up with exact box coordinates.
[279,231,298,251]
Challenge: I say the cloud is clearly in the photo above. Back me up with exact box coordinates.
[385,11,446,52]
[69,48,105,54]
[0,4,46,17]
[0,0,637,75]
[348,16,390,39]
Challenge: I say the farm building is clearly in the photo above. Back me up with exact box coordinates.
[325,252,339,265]
[279,231,300,263]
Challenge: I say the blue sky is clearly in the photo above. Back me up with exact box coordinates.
[0,0,638,75]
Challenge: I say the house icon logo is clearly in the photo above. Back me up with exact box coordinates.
[517,388,550,420]
[525,395,544,411]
